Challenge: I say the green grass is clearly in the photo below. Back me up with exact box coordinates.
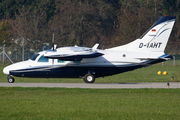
[0,61,180,120]
[0,60,180,83]
[0,87,180,120]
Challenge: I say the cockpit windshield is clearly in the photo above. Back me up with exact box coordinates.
[30,54,40,61]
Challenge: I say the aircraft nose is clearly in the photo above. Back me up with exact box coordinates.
[3,66,10,75]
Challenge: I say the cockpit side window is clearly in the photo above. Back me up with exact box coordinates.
[58,59,65,63]
[38,55,49,62]
[30,54,40,61]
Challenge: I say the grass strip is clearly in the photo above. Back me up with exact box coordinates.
[0,87,180,120]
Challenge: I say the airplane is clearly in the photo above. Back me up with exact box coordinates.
[3,15,176,83]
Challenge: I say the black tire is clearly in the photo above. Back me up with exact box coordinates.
[8,77,15,83]
[83,74,95,83]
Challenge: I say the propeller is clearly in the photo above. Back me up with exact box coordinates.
[52,33,55,50]
[44,33,57,61]
[51,33,56,65]
[51,33,57,50]
[52,33,56,51]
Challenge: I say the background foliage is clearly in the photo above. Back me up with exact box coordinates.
[0,0,180,52]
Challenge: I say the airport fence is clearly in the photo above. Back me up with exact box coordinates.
[0,45,41,64]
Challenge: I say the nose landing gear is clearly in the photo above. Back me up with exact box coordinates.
[7,75,15,83]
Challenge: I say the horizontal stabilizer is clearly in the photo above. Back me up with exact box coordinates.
[136,54,173,61]
[136,58,170,61]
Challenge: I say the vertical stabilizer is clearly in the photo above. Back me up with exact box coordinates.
[135,16,176,52]
[108,16,176,52]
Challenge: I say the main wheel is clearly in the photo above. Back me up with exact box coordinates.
[83,74,95,83]
[8,77,15,83]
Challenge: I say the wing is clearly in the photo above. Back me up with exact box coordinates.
[44,52,104,61]
[43,43,104,61]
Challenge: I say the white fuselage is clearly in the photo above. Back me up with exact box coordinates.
[3,47,165,76]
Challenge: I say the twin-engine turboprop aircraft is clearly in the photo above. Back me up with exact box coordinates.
[3,16,176,83]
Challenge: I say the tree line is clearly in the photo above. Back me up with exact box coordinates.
[0,0,180,53]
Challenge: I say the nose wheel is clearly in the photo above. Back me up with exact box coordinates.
[7,75,15,83]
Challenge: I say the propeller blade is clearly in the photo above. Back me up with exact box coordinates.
[52,33,54,50]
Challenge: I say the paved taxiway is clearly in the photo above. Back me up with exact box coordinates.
[0,82,180,88]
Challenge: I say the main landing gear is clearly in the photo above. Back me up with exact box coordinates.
[83,73,95,83]
[7,75,15,83]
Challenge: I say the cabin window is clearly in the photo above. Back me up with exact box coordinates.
[30,54,40,61]
[38,56,49,62]
[73,61,81,63]
[58,60,65,63]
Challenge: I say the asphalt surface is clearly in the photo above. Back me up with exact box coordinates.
[0,82,179,88]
